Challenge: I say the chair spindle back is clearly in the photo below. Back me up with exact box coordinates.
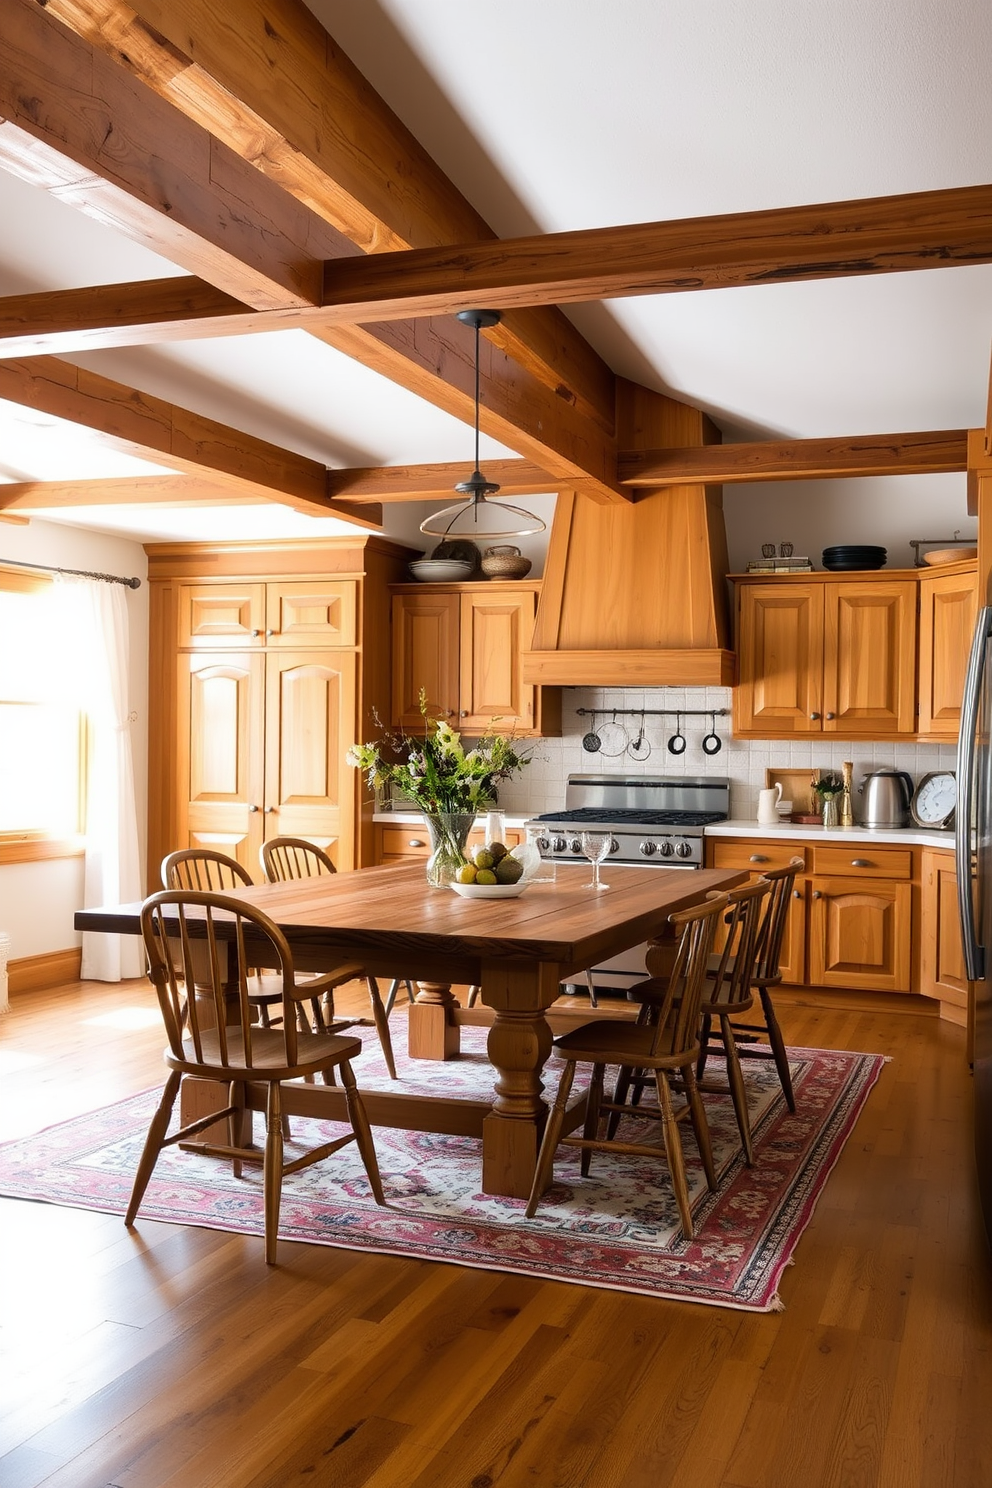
[161,848,253,892]
[260,836,336,883]
[753,857,804,982]
[650,893,729,1059]
[708,879,771,1009]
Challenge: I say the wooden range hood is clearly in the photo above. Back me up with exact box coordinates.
[522,387,735,687]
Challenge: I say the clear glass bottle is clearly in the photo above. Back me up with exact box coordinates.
[522,823,556,882]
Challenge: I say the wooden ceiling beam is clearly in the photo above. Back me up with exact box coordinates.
[620,429,971,486]
[42,0,618,438]
[326,459,556,503]
[0,356,382,526]
[0,0,624,503]
[0,474,240,509]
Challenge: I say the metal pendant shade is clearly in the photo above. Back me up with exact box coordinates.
[419,310,546,540]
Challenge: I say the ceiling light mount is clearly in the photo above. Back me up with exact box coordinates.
[419,309,546,541]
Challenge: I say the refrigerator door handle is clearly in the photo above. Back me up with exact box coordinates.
[956,604,992,982]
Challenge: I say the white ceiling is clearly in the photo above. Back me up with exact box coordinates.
[1,0,991,545]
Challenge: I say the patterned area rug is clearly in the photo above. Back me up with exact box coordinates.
[0,1028,884,1311]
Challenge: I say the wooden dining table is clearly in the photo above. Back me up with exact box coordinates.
[76,860,745,1198]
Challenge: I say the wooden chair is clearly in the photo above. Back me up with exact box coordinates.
[525,893,729,1240]
[701,856,804,1113]
[128,889,385,1265]
[614,879,770,1166]
[258,836,400,1077]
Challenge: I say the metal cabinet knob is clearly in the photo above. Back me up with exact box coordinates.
[749,854,769,863]
[250,628,261,637]
[408,839,425,848]
[248,804,259,813]
[264,806,275,814]
[265,628,275,636]
[851,858,869,867]
[793,889,803,899]
[809,711,821,720]
[826,711,836,720]
[812,889,822,899]
[460,710,469,717]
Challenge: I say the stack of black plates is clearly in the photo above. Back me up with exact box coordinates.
[821,544,887,571]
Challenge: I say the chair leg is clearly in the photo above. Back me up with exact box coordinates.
[656,1070,693,1241]
[583,970,599,1009]
[525,1059,576,1218]
[721,1017,754,1166]
[581,1064,605,1176]
[263,1082,285,1266]
[607,1064,634,1139]
[465,985,480,1007]
[383,978,414,1018]
[696,1012,713,1082]
[125,1069,182,1227]
[366,977,397,1079]
[759,987,796,1112]
[683,1064,717,1192]
[229,1079,246,1178]
[338,1060,385,1205]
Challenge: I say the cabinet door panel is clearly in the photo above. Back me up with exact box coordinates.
[265,580,357,648]
[808,876,912,992]
[918,570,977,737]
[179,584,265,648]
[179,652,265,873]
[264,651,356,864]
[735,584,822,734]
[459,591,536,732]
[391,593,460,730]
[921,851,970,1010]
[823,582,916,734]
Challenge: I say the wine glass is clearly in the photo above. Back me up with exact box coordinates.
[580,831,611,891]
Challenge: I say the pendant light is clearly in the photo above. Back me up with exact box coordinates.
[419,309,547,540]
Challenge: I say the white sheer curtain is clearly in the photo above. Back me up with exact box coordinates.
[56,577,143,980]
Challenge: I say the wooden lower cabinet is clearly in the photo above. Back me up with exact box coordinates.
[375,823,523,867]
[808,876,912,993]
[921,848,971,1026]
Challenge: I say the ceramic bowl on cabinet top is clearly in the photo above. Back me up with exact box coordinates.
[409,558,474,582]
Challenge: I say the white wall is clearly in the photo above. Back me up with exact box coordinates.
[0,520,149,961]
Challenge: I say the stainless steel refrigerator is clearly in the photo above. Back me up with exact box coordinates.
[957,600,992,1242]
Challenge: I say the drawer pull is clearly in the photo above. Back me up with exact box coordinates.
[749,854,769,863]
[850,858,870,868]
[408,838,425,848]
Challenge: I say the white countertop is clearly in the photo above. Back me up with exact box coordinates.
[706,819,957,849]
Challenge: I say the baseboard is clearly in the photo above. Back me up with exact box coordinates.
[9,947,82,994]
[775,986,939,1017]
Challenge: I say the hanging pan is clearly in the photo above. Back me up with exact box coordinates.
[581,718,602,753]
[667,712,687,755]
[598,711,629,757]
[701,713,722,755]
[627,712,651,761]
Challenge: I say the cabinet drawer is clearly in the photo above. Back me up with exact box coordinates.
[811,845,912,879]
[709,841,806,873]
[379,826,431,856]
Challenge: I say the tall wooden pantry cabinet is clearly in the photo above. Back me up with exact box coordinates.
[145,537,415,890]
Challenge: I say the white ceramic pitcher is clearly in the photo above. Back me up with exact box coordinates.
[756,783,783,825]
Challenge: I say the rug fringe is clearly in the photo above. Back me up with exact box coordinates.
[768,1293,786,1312]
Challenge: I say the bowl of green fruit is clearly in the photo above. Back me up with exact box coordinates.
[449,840,530,898]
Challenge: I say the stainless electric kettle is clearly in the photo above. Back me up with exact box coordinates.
[859,769,913,829]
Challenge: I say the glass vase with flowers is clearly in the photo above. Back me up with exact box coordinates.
[348,694,532,887]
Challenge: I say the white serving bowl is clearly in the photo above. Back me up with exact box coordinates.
[409,559,474,582]
[449,880,529,899]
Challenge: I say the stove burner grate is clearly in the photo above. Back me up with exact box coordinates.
[530,807,727,828]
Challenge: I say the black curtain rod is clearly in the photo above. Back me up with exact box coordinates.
[0,557,141,589]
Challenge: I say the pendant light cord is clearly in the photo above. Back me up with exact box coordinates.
[473,316,482,475]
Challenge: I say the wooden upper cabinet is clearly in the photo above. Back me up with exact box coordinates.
[391,583,558,736]
[179,584,266,648]
[823,580,917,734]
[917,563,977,738]
[734,583,823,734]
[459,590,536,732]
[734,573,918,738]
[264,580,357,648]
[391,591,461,729]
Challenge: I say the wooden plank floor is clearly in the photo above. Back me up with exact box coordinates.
[1,979,990,1488]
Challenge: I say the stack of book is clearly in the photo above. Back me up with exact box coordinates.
[746,556,814,573]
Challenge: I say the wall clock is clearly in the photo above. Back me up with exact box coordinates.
[910,770,957,828]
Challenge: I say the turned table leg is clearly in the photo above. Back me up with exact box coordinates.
[407,982,461,1060]
[482,1007,555,1198]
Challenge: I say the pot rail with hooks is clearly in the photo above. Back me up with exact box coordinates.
[575,707,729,759]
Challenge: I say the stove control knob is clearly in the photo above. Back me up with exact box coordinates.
[569,838,583,855]
[675,838,693,859]
[553,836,567,854]
[639,840,656,857]
[535,835,550,854]
[609,837,621,855]
[658,839,674,857]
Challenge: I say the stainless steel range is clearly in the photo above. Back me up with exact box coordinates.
[525,774,731,994]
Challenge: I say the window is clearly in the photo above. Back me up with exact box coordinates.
[0,571,85,851]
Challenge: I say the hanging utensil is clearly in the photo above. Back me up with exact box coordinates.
[667,711,686,755]
[581,716,602,753]
[627,711,651,761]
[701,712,722,755]
[598,710,629,757]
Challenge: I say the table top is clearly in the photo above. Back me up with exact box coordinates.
[76,861,745,976]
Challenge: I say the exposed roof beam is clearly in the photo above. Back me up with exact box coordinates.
[0,356,382,526]
[41,0,619,439]
[620,429,971,486]
[0,474,238,509]
[325,459,556,504]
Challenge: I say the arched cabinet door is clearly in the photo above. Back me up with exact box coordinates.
[264,650,357,867]
[178,652,265,874]
[808,876,912,993]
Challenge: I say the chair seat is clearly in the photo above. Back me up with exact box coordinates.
[172,1026,363,1080]
[554,1018,688,1069]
